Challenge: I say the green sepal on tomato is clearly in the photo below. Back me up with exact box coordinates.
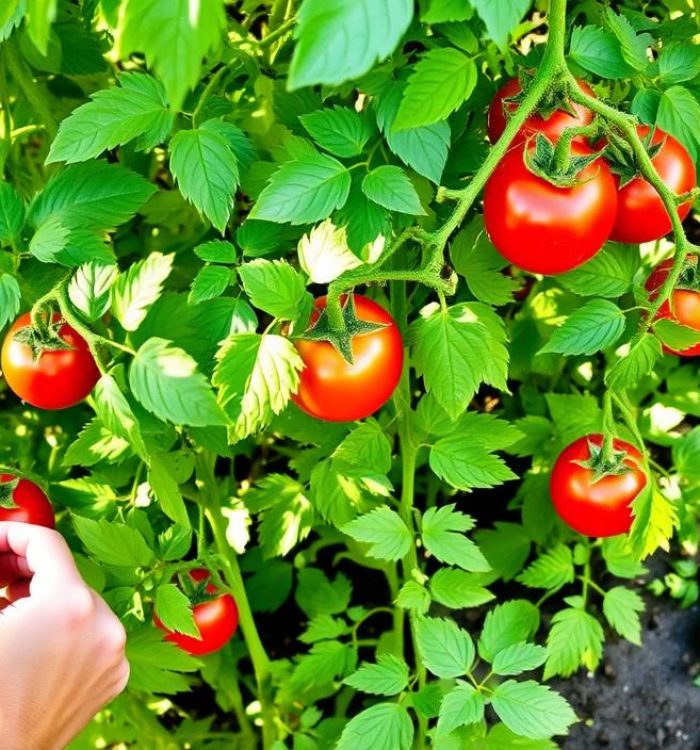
[291,294,404,422]
[487,76,596,144]
[646,255,700,357]
[154,569,239,656]
[550,434,647,538]
[1,312,100,410]
[0,474,55,528]
[603,126,696,245]
[483,139,617,275]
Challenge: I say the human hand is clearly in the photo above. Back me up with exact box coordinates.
[0,522,129,750]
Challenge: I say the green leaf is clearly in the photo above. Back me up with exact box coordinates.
[430,435,518,491]
[604,8,650,73]
[68,262,117,322]
[119,0,226,110]
[213,333,304,441]
[148,454,189,527]
[558,244,639,298]
[126,627,199,694]
[289,0,413,89]
[673,426,700,484]
[656,85,700,161]
[629,485,677,559]
[238,259,310,320]
[517,545,575,590]
[394,48,477,130]
[416,616,475,678]
[376,84,451,185]
[492,642,547,676]
[361,165,425,215]
[450,218,518,306]
[332,420,393,476]
[0,1,24,42]
[63,418,129,467]
[605,333,662,391]
[194,239,237,264]
[299,614,346,644]
[154,583,198,637]
[544,607,604,678]
[93,373,148,461]
[295,568,352,619]
[659,44,700,85]
[73,516,155,568]
[344,654,410,696]
[437,682,485,736]
[478,600,540,663]
[26,0,56,55]
[491,680,577,740]
[0,182,25,244]
[570,26,636,79]
[422,0,473,23]
[653,319,700,351]
[188,265,232,305]
[47,73,173,163]
[476,522,532,581]
[247,474,314,558]
[336,702,414,750]
[540,299,626,356]
[430,567,495,609]
[289,640,357,695]
[0,273,21,330]
[31,161,157,231]
[130,337,226,427]
[471,0,532,48]
[111,252,174,332]
[343,506,412,562]
[29,217,113,267]
[602,586,644,645]
[250,151,351,225]
[300,107,374,158]
[396,581,431,614]
[412,302,508,419]
[169,124,239,233]
[421,504,490,571]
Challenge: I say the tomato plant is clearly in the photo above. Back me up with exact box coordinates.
[0,0,698,749]
[154,569,239,656]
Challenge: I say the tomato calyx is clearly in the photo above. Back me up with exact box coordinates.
[524,133,600,188]
[572,439,633,483]
[603,128,664,188]
[0,477,20,510]
[13,317,75,360]
[298,293,388,365]
[178,570,218,606]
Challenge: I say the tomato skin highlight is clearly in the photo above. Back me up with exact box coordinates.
[550,435,647,537]
[483,143,617,275]
[1,312,100,410]
[292,295,404,422]
[609,126,696,244]
[154,569,239,656]
[487,78,595,144]
[0,475,55,528]
[646,256,700,357]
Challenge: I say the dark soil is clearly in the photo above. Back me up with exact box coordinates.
[555,595,700,750]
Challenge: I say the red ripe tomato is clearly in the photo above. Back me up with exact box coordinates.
[292,295,404,422]
[550,434,647,537]
[646,256,700,357]
[154,569,239,656]
[0,475,55,528]
[1,312,100,410]
[487,78,595,144]
[483,143,617,275]
[609,126,696,244]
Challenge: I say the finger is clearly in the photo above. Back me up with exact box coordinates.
[0,552,31,585]
[0,523,80,593]
[0,596,11,611]
[6,578,31,602]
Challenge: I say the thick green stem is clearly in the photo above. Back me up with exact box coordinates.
[4,38,58,138]
[601,391,616,463]
[196,453,276,749]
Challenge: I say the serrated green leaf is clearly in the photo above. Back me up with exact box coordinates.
[517,545,575,591]
[540,299,626,356]
[570,26,636,79]
[300,106,373,158]
[479,600,540,663]
[629,484,677,559]
[416,616,475,678]
[653,319,700,351]
[155,583,199,637]
[188,265,232,305]
[344,654,410,696]
[343,506,411,562]
[605,334,662,391]
[336,702,414,750]
[430,435,518,492]
[111,252,173,331]
[0,182,25,244]
[437,682,485,736]
[602,586,644,645]
[558,243,639,298]
[361,165,425,215]
[73,516,155,568]
[430,567,495,609]
[238,259,309,320]
[471,0,532,48]
[491,680,577,740]
[421,504,490,572]
[544,607,604,678]
[68,262,117,321]
[0,273,21,330]
[394,48,477,130]
[492,642,547,676]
